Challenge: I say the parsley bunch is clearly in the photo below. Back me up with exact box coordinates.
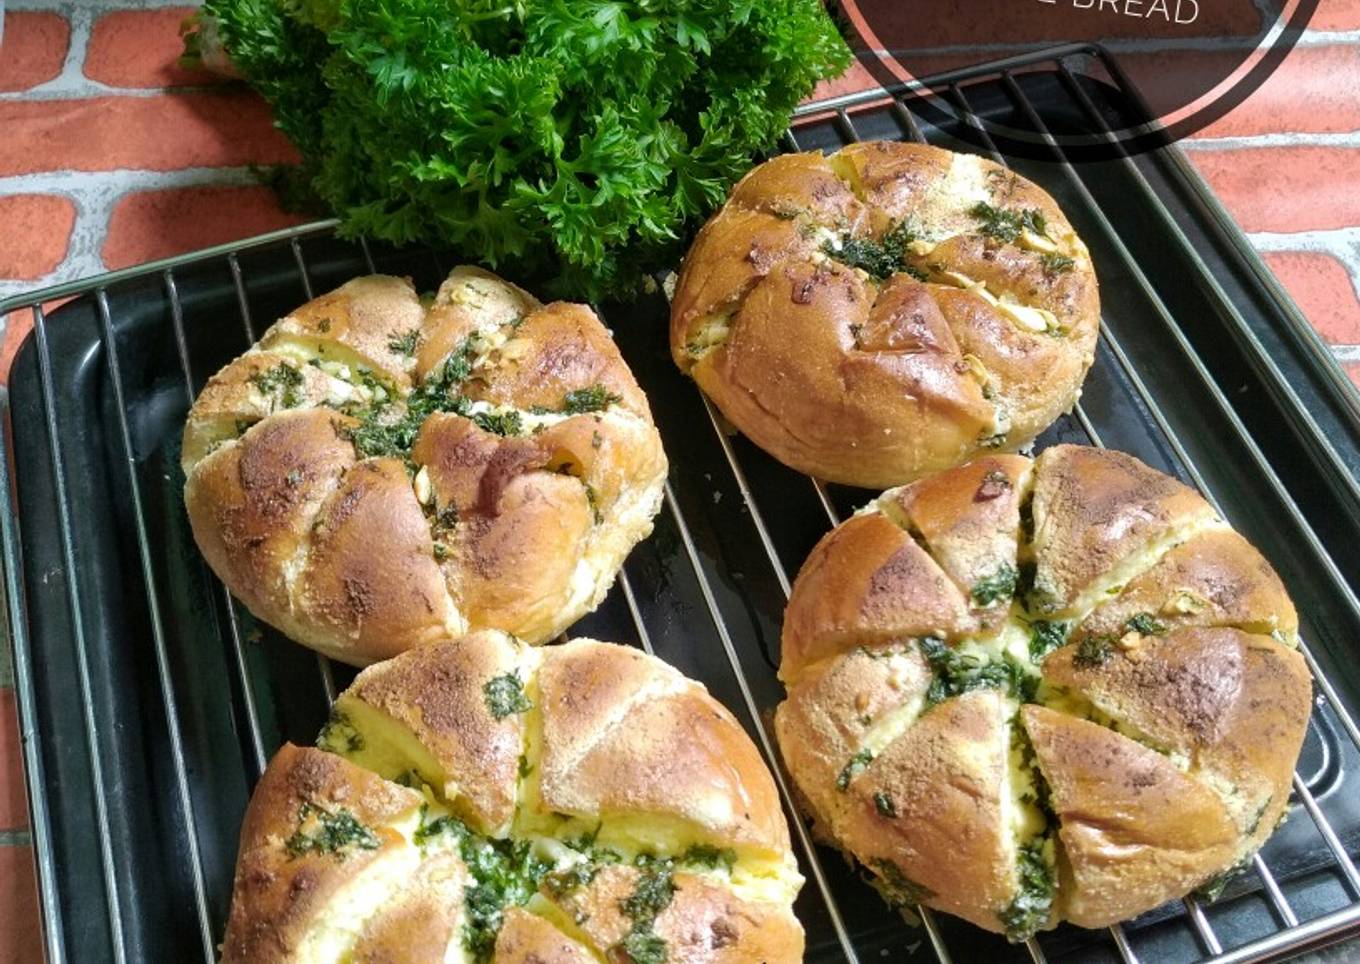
[188,0,851,302]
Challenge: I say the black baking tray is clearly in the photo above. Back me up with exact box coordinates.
[4,49,1360,964]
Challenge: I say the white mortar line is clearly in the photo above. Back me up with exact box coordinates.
[1187,132,1360,148]
[1247,229,1360,290]
[0,166,261,196]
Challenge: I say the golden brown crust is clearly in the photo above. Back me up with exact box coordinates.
[224,635,804,962]
[543,865,805,964]
[183,269,667,664]
[1029,445,1217,615]
[671,142,1100,488]
[415,266,541,381]
[774,445,1312,939]
[349,852,466,964]
[537,642,789,856]
[298,458,456,662]
[220,745,425,964]
[184,408,358,639]
[1022,706,1239,928]
[341,632,525,834]
[780,513,973,682]
[1072,528,1299,642]
[775,643,933,832]
[263,275,427,389]
[492,908,596,964]
[842,690,1018,932]
[890,454,1032,631]
[466,300,653,421]
[1042,627,1311,851]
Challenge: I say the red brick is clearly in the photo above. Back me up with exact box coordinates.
[0,12,69,93]
[810,60,882,103]
[1187,147,1360,233]
[1191,47,1360,137]
[0,92,298,178]
[0,690,26,832]
[0,846,43,964]
[1310,0,1360,30]
[84,7,225,90]
[1262,251,1360,345]
[1344,361,1360,394]
[0,196,75,282]
[102,185,305,270]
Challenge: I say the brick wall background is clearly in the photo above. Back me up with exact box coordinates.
[1,1,1359,961]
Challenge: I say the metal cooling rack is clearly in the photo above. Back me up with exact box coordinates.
[3,44,1359,964]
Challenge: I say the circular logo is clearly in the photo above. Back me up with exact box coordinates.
[832,0,1318,160]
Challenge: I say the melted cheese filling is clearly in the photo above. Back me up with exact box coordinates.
[299,655,803,963]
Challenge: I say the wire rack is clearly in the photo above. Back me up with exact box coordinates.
[3,44,1359,964]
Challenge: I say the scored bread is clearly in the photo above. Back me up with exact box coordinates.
[669,142,1100,488]
[774,445,1311,938]
[182,268,667,665]
[221,632,805,963]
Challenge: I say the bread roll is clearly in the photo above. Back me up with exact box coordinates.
[775,445,1310,938]
[182,269,667,664]
[222,632,805,962]
[669,142,1100,488]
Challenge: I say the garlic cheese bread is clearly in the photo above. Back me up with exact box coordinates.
[774,445,1311,938]
[182,269,667,665]
[222,632,805,962]
[670,142,1100,488]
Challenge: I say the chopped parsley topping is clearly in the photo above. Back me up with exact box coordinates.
[562,384,622,415]
[1125,612,1167,636]
[837,749,874,791]
[340,338,478,460]
[971,202,1048,244]
[1040,252,1075,274]
[283,803,380,860]
[919,637,1036,707]
[614,860,676,964]
[412,808,551,960]
[317,709,364,753]
[621,861,677,919]
[1012,723,1055,820]
[971,564,1019,607]
[1072,634,1116,668]
[874,791,897,817]
[387,328,421,356]
[824,220,928,282]
[869,858,935,907]
[998,840,1054,941]
[483,672,532,720]
[471,409,523,437]
[249,362,305,409]
[618,931,667,964]
[541,862,597,898]
[1028,620,1069,661]
[678,844,737,873]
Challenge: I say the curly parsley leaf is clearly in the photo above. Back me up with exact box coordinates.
[190,0,852,303]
